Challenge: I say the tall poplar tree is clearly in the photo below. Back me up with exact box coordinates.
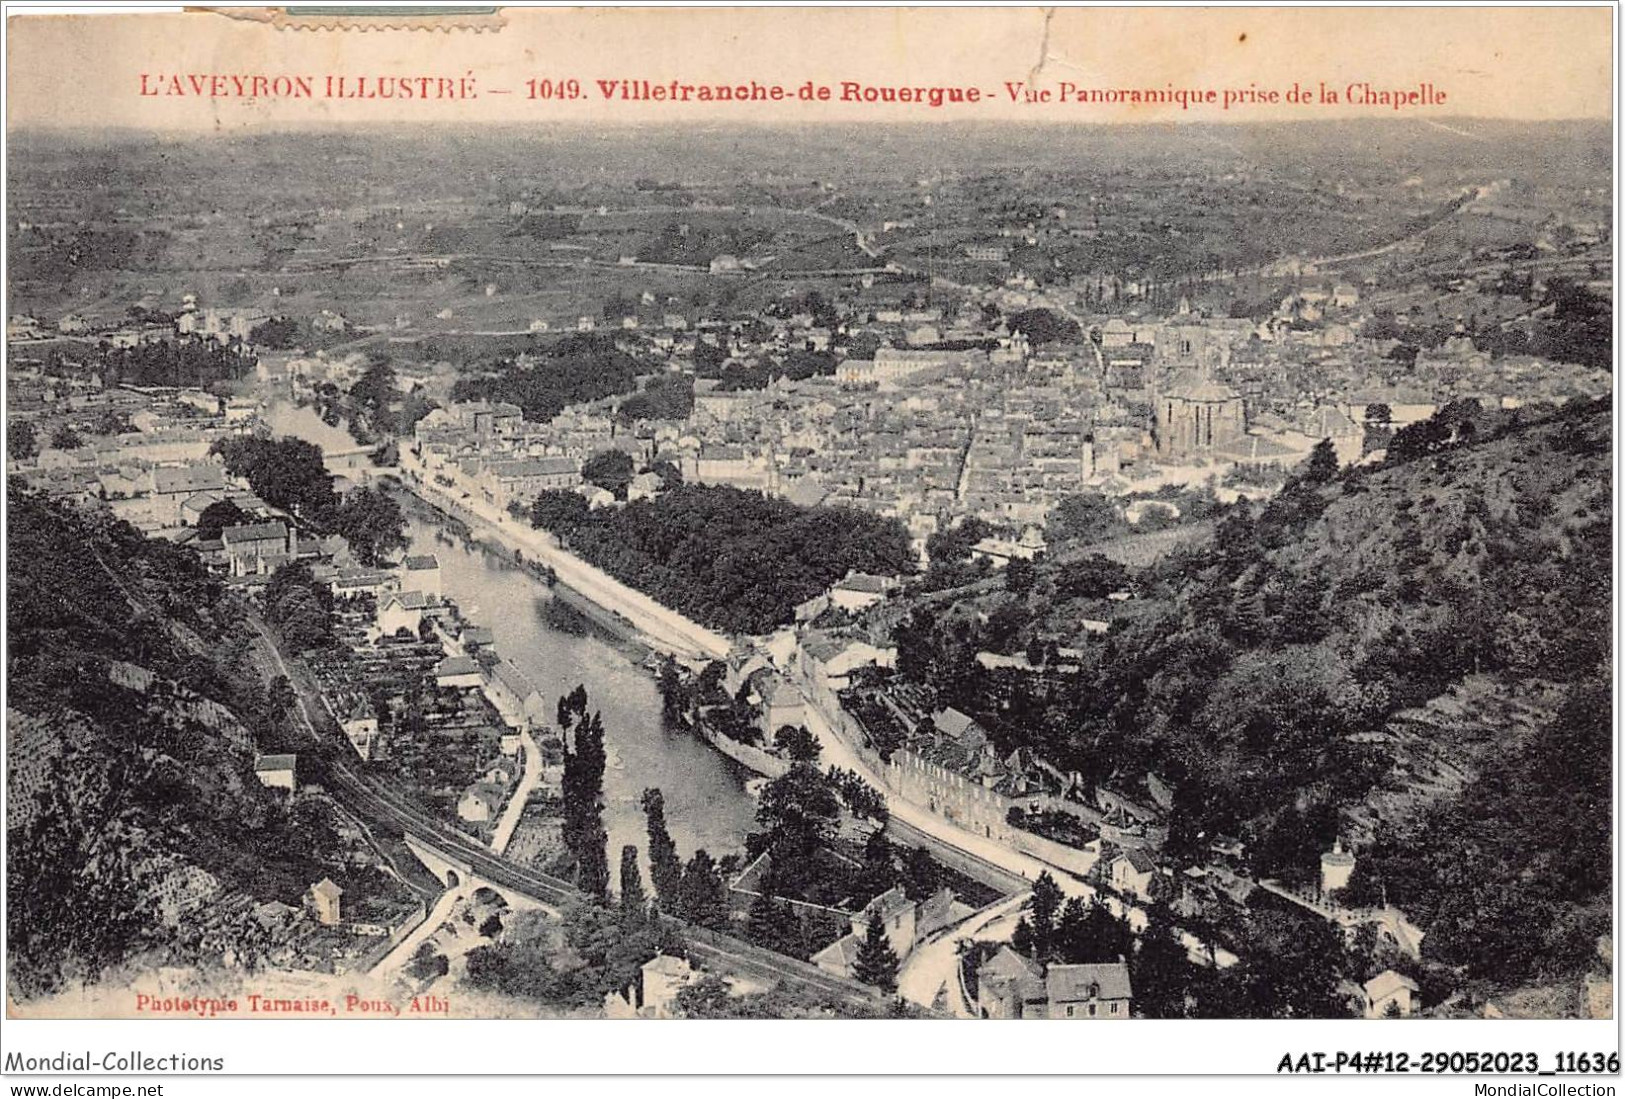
[641,787,685,903]
[618,845,647,924]
[562,704,609,897]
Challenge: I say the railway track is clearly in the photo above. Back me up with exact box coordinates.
[247,610,889,1007]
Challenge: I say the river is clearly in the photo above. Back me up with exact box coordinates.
[258,396,759,865]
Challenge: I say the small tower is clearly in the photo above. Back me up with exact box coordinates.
[308,878,344,926]
[1321,840,1356,896]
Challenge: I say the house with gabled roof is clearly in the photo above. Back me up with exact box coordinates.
[435,655,483,690]
[377,589,427,637]
[150,461,227,525]
[459,625,497,652]
[221,521,292,577]
[1045,961,1133,1019]
[809,932,864,981]
[850,886,917,957]
[830,571,898,613]
[796,631,896,696]
[341,699,379,761]
[810,884,956,981]
[1109,848,1159,901]
[931,708,988,752]
[975,946,1047,1018]
[485,658,547,730]
[1362,969,1420,1018]
[254,753,297,792]
[179,490,225,527]
[605,954,700,1019]
[755,674,806,742]
[457,782,506,824]
[308,878,344,926]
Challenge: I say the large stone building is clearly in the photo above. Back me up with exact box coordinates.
[221,521,295,577]
[1153,373,1246,457]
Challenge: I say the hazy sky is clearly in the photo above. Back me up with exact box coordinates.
[5,6,1614,131]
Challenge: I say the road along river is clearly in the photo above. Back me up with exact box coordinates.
[258,397,758,865]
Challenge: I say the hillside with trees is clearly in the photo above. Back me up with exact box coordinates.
[6,486,387,999]
[887,399,1611,997]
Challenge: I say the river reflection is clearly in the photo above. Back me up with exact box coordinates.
[261,395,759,868]
[400,514,759,865]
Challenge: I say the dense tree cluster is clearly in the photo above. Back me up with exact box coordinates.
[672,972,918,1019]
[735,775,946,965]
[713,348,841,392]
[581,450,635,499]
[996,874,1353,1019]
[1011,873,1134,968]
[641,788,685,905]
[450,334,655,422]
[248,317,302,349]
[1372,278,1611,372]
[616,374,694,423]
[755,763,842,866]
[95,335,255,390]
[634,786,729,930]
[333,486,410,567]
[1045,493,1130,544]
[925,517,997,567]
[212,435,335,519]
[8,420,39,461]
[522,484,914,634]
[461,902,687,1010]
[826,767,888,824]
[263,562,333,651]
[853,912,900,992]
[210,435,407,565]
[1005,308,1082,345]
[774,725,821,764]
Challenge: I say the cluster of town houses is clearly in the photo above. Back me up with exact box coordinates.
[12,265,1609,570]
[9,251,1604,1019]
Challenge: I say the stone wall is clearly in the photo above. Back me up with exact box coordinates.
[698,725,793,780]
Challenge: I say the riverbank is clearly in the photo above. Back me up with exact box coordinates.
[396,453,731,662]
[393,452,1207,940]
[390,485,654,664]
[397,459,1110,900]
[391,506,760,866]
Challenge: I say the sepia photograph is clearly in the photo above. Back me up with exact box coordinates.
[0,1,1617,1087]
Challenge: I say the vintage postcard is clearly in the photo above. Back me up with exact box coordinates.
[1,0,1616,1079]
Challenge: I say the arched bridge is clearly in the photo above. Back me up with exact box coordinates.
[401,833,565,915]
[322,723,888,1007]
[323,444,388,475]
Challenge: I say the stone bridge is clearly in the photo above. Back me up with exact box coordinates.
[401,833,559,915]
[323,444,391,476]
